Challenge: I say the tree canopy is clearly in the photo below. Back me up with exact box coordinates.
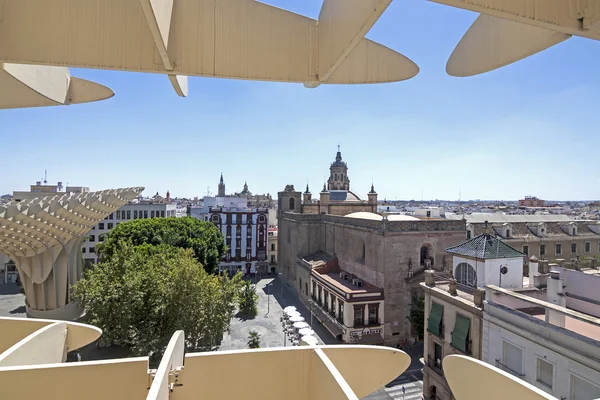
[73,243,242,358]
[408,296,425,341]
[97,217,225,273]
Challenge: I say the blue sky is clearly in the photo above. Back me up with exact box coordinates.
[2,0,599,201]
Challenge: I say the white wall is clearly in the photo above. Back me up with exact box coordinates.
[484,258,523,289]
[562,268,600,303]
[484,316,600,400]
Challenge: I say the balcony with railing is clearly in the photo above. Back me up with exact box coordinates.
[308,298,345,338]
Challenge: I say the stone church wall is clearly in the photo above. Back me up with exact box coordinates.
[278,211,466,345]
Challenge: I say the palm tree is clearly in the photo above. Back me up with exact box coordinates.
[247,330,261,349]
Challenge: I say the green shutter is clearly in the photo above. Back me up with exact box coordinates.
[451,314,471,353]
[427,303,443,336]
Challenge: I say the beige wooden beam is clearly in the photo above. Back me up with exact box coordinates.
[138,0,189,97]
[312,347,358,399]
[317,0,392,84]
[146,330,184,400]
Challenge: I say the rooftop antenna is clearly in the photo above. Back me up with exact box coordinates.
[43,169,48,184]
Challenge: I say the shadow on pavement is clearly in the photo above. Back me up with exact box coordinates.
[9,305,26,314]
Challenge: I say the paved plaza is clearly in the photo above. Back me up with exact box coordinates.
[0,284,26,318]
[219,276,334,350]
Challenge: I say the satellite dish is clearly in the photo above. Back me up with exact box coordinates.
[500,266,508,275]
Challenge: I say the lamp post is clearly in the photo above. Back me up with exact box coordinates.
[266,282,271,316]
[278,272,283,298]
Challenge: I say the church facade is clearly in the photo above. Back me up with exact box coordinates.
[277,149,466,346]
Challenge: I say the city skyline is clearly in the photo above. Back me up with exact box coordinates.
[2,0,599,201]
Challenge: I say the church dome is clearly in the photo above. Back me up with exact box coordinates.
[329,190,361,202]
[345,212,382,220]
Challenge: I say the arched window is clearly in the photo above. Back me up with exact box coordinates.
[455,262,477,287]
[335,173,338,181]
[420,244,434,266]
[211,214,220,223]
[258,214,266,223]
[289,197,295,210]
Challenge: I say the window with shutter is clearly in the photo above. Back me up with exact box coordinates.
[536,358,553,389]
[451,314,470,353]
[501,341,523,376]
[571,375,600,400]
[427,303,443,337]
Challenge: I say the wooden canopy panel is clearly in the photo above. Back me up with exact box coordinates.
[0,63,114,109]
[444,355,557,400]
[0,317,102,356]
[0,317,560,399]
[0,0,418,98]
[446,14,570,76]
[431,0,600,75]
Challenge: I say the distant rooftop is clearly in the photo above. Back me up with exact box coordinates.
[305,252,382,295]
[446,213,574,223]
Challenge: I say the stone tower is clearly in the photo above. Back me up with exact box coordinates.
[218,173,226,197]
[327,145,350,191]
[278,184,302,217]
[303,183,312,203]
[368,183,378,205]
[319,182,330,214]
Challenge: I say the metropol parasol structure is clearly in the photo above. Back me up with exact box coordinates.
[0,1,597,399]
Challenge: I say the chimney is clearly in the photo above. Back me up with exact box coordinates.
[424,270,435,287]
[448,279,457,296]
[546,269,566,327]
[473,288,485,307]
[528,255,539,287]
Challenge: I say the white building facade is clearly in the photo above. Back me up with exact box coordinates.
[483,285,600,400]
[83,201,177,265]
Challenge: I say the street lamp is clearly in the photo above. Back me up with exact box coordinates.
[278,272,283,298]
[266,282,272,316]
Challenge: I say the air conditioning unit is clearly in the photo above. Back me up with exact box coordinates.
[339,272,345,279]
[342,273,349,280]
[408,271,414,278]
[352,279,363,287]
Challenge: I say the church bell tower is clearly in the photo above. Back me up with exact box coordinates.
[327,145,350,191]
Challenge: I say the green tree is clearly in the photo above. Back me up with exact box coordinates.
[97,217,225,273]
[247,330,261,349]
[408,296,425,341]
[72,243,242,358]
[238,281,258,317]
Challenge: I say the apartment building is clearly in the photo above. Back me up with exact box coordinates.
[484,283,600,400]
[421,272,484,400]
[304,252,385,344]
